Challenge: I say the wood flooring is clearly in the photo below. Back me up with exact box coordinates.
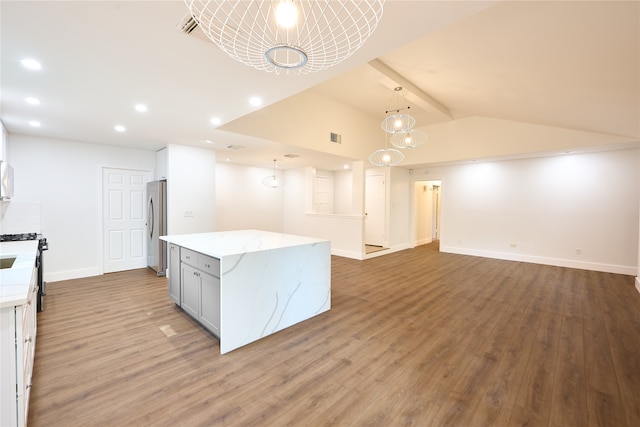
[28,242,640,426]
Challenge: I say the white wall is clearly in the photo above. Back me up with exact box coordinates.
[0,121,7,162]
[333,169,353,215]
[6,134,156,281]
[389,167,412,251]
[637,148,640,292]
[410,149,639,275]
[166,144,216,235]
[283,168,364,258]
[215,162,283,232]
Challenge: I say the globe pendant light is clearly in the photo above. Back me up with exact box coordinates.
[261,159,282,188]
[390,130,427,149]
[183,0,385,75]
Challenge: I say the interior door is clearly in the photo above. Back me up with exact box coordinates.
[365,173,385,246]
[103,168,151,273]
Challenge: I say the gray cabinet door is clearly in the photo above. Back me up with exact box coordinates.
[168,244,181,304]
[199,273,220,337]
[181,264,199,319]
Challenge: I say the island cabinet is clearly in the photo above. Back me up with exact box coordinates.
[0,267,37,427]
[161,230,331,354]
[178,247,220,336]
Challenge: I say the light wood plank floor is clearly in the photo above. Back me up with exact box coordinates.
[28,242,640,426]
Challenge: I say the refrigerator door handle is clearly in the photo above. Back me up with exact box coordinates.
[148,197,154,240]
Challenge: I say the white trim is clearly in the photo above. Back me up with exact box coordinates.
[331,248,364,260]
[635,276,640,295]
[441,246,636,276]
[45,267,101,283]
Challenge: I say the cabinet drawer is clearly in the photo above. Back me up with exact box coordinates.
[199,255,220,278]
[180,248,198,266]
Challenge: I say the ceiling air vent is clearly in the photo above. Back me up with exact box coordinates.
[178,15,200,34]
[330,132,341,144]
[177,13,237,47]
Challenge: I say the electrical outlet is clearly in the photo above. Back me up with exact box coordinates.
[184,210,194,217]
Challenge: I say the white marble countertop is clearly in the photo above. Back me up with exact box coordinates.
[160,229,329,259]
[0,240,37,308]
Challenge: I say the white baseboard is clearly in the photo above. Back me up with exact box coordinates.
[331,248,364,260]
[414,238,432,247]
[440,246,636,276]
[45,267,101,283]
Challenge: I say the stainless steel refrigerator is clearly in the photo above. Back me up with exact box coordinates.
[147,180,167,276]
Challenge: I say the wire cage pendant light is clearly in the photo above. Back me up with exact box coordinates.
[369,147,405,167]
[390,129,427,149]
[380,86,416,134]
[184,0,386,75]
[261,159,282,188]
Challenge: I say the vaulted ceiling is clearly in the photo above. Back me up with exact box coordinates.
[2,1,638,171]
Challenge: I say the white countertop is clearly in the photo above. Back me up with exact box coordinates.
[160,229,329,258]
[0,240,37,308]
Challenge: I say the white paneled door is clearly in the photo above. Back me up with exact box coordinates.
[103,168,151,273]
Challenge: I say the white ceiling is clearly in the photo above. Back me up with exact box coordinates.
[2,1,638,171]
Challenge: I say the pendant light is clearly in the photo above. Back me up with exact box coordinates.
[380,87,415,134]
[369,147,405,167]
[183,0,385,75]
[369,133,404,167]
[261,159,282,188]
[390,129,427,149]
[369,86,428,165]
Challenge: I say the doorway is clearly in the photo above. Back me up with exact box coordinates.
[365,172,386,249]
[102,168,151,273]
[413,180,442,247]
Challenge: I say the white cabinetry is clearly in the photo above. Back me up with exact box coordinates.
[0,267,37,427]
[199,272,220,336]
[168,244,180,304]
[176,248,220,336]
[156,148,167,180]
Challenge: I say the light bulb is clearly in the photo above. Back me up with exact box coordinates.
[382,153,391,163]
[394,118,403,129]
[275,1,297,28]
[404,136,412,146]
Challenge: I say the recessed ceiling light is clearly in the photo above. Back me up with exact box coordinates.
[225,158,231,162]
[210,117,221,126]
[115,125,126,132]
[134,103,148,113]
[25,97,41,105]
[204,140,214,144]
[20,58,42,70]
[343,164,350,170]
[249,97,262,107]
[29,120,41,127]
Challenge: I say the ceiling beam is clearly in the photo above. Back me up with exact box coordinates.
[367,59,453,120]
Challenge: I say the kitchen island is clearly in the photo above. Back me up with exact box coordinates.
[160,230,331,354]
